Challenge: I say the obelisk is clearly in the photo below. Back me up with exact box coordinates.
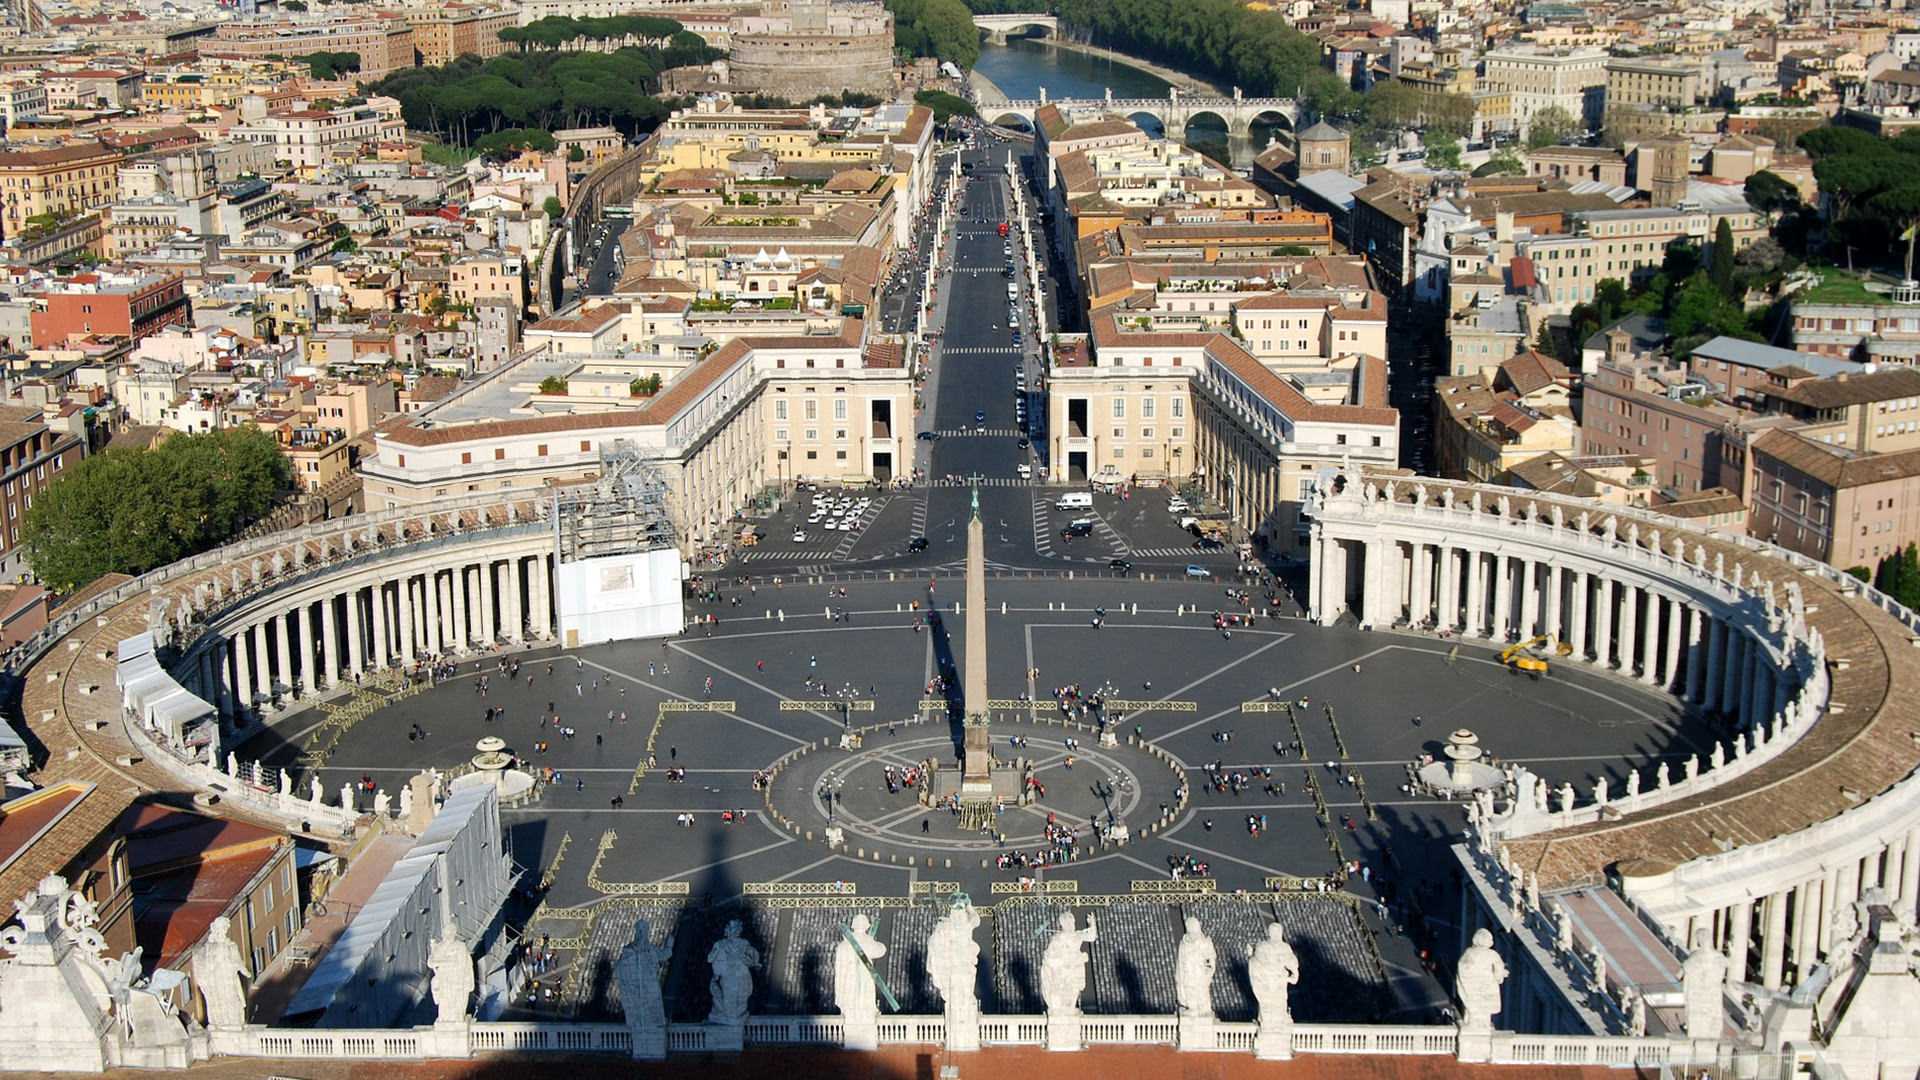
[961,486,992,791]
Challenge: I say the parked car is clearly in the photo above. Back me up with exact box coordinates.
[1185,564,1211,580]
[792,530,809,543]
[1108,558,1133,574]
[907,536,930,551]
[1167,497,1190,514]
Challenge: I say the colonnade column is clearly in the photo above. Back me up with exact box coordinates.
[319,595,337,691]
[1569,569,1588,659]
[290,603,309,697]
[1593,577,1613,667]
[1739,642,1760,730]
[1727,897,1752,985]
[1640,592,1663,686]
[531,556,552,639]
[347,585,365,678]
[479,561,497,644]
[452,567,470,652]
[232,631,253,715]
[1441,547,1461,632]
[371,582,389,670]
[503,559,523,643]
[1792,879,1820,981]
[1410,544,1431,627]
[423,570,442,656]
[1761,891,1789,989]
[398,574,417,666]
[250,622,271,705]
[1491,554,1512,641]
[1703,619,1726,712]
[1519,559,1540,640]
[1545,563,1564,644]
[1721,628,1745,718]
[1685,607,1708,703]
[268,607,286,699]
[1616,584,1638,674]
[1465,550,1486,637]
[1662,597,1683,692]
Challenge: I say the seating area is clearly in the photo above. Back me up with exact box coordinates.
[542,896,1386,1023]
[564,901,685,1019]
[772,907,889,1013]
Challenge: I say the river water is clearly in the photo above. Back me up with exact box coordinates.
[972,38,1283,162]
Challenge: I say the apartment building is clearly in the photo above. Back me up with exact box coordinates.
[208,18,417,80]
[362,327,913,553]
[1603,57,1702,111]
[1789,283,1920,363]
[29,272,190,348]
[1756,365,1920,455]
[0,405,83,579]
[1749,428,1920,570]
[232,97,407,171]
[1520,204,1763,313]
[1480,46,1609,133]
[1432,350,1577,484]
[405,4,516,66]
[1579,350,1740,498]
[0,140,123,242]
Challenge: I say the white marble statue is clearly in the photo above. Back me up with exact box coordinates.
[614,918,672,1060]
[928,900,982,1047]
[1682,927,1727,1039]
[1627,988,1647,1037]
[191,916,248,1030]
[277,768,291,797]
[373,789,390,817]
[429,931,474,1026]
[706,918,761,1027]
[833,913,888,1049]
[1039,910,1097,1017]
[1249,921,1300,1060]
[1455,928,1508,1034]
[1174,916,1217,1018]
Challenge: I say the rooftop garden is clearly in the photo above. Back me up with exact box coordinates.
[1795,269,1887,307]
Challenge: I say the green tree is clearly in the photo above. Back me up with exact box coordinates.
[284,0,306,8]
[23,428,290,592]
[568,144,586,162]
[1744,170,1801,216]
[539,376,569,394]
[1473,149,1525,177]
[1525,105,1579,150]
[331,236,358,254]
[630,373,663,396]
[914,89,977,124]
[1710,218,1735,293]
[1422,128,1462,171]
[542,195,564,219]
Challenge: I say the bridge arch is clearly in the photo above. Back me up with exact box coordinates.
[990,112,1035,132]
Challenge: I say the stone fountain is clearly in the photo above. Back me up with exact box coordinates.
[1417,728,1504,793]
[463,735,534,800]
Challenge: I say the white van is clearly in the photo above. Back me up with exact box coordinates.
[1016,463,1032,479]
[1055,491,1093,511]
[1006,283,1018,300]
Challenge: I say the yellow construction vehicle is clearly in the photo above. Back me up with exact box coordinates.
[1499,635,1556,678]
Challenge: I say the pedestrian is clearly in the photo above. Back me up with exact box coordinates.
[670,746,677,760]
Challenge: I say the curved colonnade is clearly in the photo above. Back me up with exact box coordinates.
[15,490,565,831]
[10,474,1920,1071]
[1311,477,1920,1001]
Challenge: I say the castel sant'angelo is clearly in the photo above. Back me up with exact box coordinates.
[725,0,895,99]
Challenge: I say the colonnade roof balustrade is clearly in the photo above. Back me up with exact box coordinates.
[1320,475,1920,892]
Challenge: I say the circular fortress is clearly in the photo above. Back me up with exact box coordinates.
[726,0,894,100]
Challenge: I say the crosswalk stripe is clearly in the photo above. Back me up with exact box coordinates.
[739,550,832,561]
[933,428,1022,438]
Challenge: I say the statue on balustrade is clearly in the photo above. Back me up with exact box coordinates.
[927,900,982,1035]
[192,916,249,1031]
[428,931,475,1026]
[1249,921,1300,1058]
[1455,928,1508,1034]
[1174,916,1217,1018]
[614,918,672,1060]
[1681,927,1727,1040]
[706,918,761,1027]
[833,913,888,1049]
[1039,910,1097,1017]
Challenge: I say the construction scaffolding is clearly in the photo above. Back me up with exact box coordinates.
[551,441,678,563]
